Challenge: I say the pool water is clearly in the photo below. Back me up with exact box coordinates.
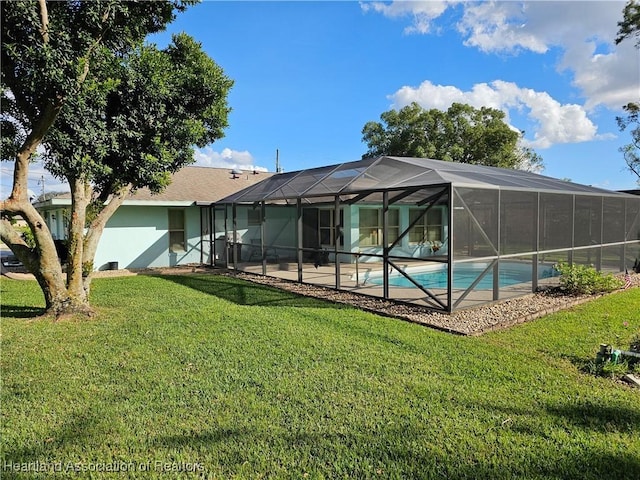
[368,262,556,290]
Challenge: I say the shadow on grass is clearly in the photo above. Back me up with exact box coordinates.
[451,449,640,480]
[1,304,46,319]
[150,274,348,309]
[3,407,105,464]
[561,353,597,373]
[149,424,640,479]
[469,397,640,436]
[546,401,640,432]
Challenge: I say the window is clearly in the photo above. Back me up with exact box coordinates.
[248,208,261,226]
[359,208,399,246]
[409,208,442,244]
[168,209,186,252]
[319,209,344,246]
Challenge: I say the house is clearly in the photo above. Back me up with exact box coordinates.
[210,156,640,312]
[34,166,271,271]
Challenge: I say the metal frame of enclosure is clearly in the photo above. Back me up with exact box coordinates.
[201,156,640,313]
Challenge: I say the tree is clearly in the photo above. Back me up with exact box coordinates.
[1,1,232,316]
[616,0,640,47]
[44,33,233,300]
[361,102,542,170]
[617,103,640,183]
[616,1,640,184]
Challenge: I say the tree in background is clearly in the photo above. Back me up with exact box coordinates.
[617,103,640,183]
[1,1,232,316]
[616,0,640,184]
[361,102,543,171]
[616,0,640,47]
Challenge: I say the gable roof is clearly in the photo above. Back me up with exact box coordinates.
[34,166,272,207]
[219,156,628,204]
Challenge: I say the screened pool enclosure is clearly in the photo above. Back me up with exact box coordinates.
[201,156,640,312]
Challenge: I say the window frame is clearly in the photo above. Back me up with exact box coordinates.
[247,208,261,227]
[408,207,443,245]
[358,208,399,247]
[319,208,344,247]
[168,209,186,253]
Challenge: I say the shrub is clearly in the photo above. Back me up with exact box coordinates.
[554,262,623,295]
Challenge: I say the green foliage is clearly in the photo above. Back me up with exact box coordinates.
[1,1,191,143]
[597,359,634,378]
[43,32,233,197]
[617,102,640,185]
[2,276,639,479]
[16,225,35,248]
[361,102,543,170]
[1,1,229,312]
[82,261,94,277]
[615,2,640,184]
[616,0,640,47]
[554,262,624,295]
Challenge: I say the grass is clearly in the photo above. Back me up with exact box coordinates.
[1,273,639,479]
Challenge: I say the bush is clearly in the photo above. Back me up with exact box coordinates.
[554,262,623,295]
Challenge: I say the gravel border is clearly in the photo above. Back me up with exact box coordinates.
[228,269,640,336]
[4,265,637,336]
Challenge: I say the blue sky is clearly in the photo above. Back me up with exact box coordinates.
[4,0,639,197]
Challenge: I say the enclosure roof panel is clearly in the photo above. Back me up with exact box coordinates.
[217,156,625,203]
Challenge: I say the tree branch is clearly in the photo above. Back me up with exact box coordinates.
[38,0,49,43]
[0,218,39,272]
[2,101,62,207]
[76,4,113,86]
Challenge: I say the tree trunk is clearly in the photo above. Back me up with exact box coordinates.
[0,200,92,317]
[81,185,131,297]
[66,178,90,303]
[0,101,93,317]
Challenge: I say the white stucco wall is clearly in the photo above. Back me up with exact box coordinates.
[94,205,203,270]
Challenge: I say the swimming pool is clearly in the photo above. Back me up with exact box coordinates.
[366,262,557,290]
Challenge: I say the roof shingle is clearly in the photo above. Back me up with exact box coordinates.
[129,166,272,203]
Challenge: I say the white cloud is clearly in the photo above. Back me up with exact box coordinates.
[194,147,268,172]
[459,1,636,110]
[562,39,639,110]
[363,1,638,110]
[390,80,603,148]
[360,1,452,34]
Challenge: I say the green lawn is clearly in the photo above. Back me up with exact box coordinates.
[1,274,639,479]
